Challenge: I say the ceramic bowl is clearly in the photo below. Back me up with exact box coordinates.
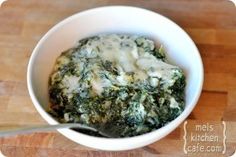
[27,6,203,151]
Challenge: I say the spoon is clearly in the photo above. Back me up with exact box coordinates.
[0,123,112,138]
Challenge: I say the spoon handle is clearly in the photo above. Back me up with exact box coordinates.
[0,123,97,138]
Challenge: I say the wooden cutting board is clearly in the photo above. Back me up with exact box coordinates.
[0,0,236,156]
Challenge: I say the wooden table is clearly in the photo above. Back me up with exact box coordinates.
[0,0,236,156]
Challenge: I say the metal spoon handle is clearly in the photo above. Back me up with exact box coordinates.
[0,123,99,138]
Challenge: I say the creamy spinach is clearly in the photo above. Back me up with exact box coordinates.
[48,34,185,137]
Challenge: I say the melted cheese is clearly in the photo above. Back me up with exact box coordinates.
[91,76,111,95]
[169,97,180,109]
[84,35,148,81]
[136,53,176,80]
[57,35,180,96]
[76,34,180,95]
[83,34,177,85]
[61,75,80,98]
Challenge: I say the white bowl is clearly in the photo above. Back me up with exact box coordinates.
[27,6,203,151]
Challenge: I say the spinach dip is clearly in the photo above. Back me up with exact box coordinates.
[48,34,186,137]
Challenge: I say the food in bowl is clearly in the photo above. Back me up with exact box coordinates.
[48,34,186,137]
[27,6,203,150]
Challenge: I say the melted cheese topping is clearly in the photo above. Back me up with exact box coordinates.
[61,75,80,98]
[55,34,181,97]
[84,35,148,80]
[82,35,176,92]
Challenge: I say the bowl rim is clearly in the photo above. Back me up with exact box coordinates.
[27,5,204,150]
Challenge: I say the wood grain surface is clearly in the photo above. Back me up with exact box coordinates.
[0,0,236,156]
